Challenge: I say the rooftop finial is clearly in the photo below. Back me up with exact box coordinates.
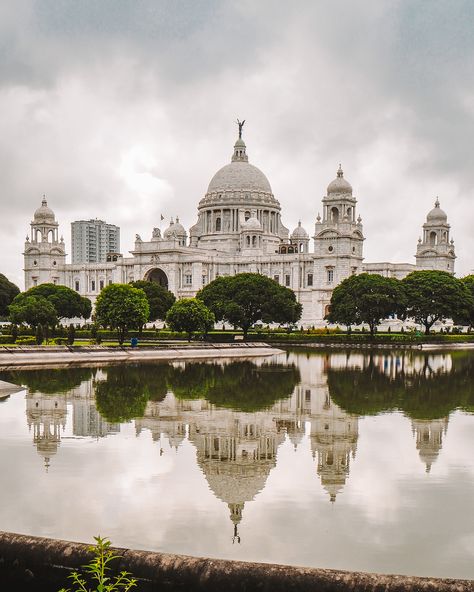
[236,118,245,139]
[337,164,343,178]
[42,194,47,206]
[435,196,440,207]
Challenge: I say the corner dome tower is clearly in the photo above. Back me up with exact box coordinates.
[189,121,289,252]
[416,198,455,274]
[34,196,56,223]
[426,198,448,223]
[327,165,353,196]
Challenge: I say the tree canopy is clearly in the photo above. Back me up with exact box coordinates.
[455,275,474,329]
[197,273,302,336]
[166,298,214,340]
[0,273,20,317]
[8,295,58,328]
[402,270,473,334]
[130,280,175,322]
[12,283,91,321]
[95,284,149,344]
[326,273,405,336]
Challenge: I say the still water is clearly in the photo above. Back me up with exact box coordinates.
[0,349,473,579]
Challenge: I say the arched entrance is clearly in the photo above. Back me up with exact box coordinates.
[145,268,169,289]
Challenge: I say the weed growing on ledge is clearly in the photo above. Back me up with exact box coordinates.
[59,535,137,592]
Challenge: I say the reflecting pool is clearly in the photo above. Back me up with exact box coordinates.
[0,349,473,579]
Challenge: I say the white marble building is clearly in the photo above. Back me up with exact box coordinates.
[23,126,456,326]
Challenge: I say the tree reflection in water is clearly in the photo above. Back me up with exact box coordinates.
[168,361,300,412]
[93,360,300,422]
[327,351,474,419]
[0,367,93,394]
[94,364,171,422]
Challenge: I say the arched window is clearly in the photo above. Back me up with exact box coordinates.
[244,211,250,221]
[346,207,352,219]
[252,235,256,246]
[215,217,221,231]
[430,231,438,245]
[331,207,339,223]
[246,235,250,246]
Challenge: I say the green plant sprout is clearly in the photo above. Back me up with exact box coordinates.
[59,536,137,592]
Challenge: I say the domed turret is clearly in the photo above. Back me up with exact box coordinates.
[290,221,309,253]
[33,197,56,223]
[426,198,447,223]
[416,198,455,274]
[163,217,175,239]
[291,221,309,240]
[327,165,352,196]
[164,217,187,246]
[241,216,262,231]
[172,216,187,237]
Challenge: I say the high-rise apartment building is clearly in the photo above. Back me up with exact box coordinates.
[71,219,120,264]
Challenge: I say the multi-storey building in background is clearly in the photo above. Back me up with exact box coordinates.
[71,219,120,264]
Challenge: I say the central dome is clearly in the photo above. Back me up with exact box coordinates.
[207,161,272,194]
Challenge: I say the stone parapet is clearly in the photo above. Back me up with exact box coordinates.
[0,531,472,592]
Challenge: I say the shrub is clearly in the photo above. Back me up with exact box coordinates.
[58,536,137,592]
[15,336,37,345]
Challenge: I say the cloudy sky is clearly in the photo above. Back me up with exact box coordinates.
[1,1,473,287]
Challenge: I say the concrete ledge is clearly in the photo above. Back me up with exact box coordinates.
[0,531,472,592]
[0,344,282,368]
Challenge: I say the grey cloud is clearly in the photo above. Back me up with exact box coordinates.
[1,0,474,286]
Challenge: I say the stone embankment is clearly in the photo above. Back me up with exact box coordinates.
[0,343,282,368]
[0,531,472,592]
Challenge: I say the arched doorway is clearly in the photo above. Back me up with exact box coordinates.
[145,268,169,289]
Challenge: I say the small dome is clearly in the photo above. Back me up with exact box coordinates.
[291,221,309,239]
[172,216,187,236]
[34,197,55,222]
[164,217,187,239]
[241,216,262,231]
[327,165,352,195]
[426,198,447,223]
[163,218,176,239]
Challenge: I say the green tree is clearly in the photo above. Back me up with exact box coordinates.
[402,270,473,334]
[456,275,474,329]
[0,273,20,317]
[13,283,91,321]
[326,273,405,336]
[9,295,58,329]
[94,284,149,345]
[197,273,302,337]
[166,298,214,340]
[130,280,175,324]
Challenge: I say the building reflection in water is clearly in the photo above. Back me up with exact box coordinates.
[20,349,465,531]
[412,418,449,473]
[25,369,120,469]
[135,355,360,536]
